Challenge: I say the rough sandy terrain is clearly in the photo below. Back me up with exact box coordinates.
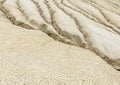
[0,0,120,84]
[0,20,120,85]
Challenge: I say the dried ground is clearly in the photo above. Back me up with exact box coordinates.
[0,0,120,84]
[1,0,120,70]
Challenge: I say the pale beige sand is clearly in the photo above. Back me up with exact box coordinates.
[0,21,120,85]
[0,0,120,84]
[0,0,120,69]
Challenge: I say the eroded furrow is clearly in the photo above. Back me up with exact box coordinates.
[81,0,120,30]
[62,0,100,23]
[67,0,103,22]
[1,0,78,47]
[44,0,87,47]
[81,0,120,15]
[90,1,120,33]
[32,0,52,24]
[53,0,120,69]
[68,0,120,35]
[1,0,38,30]
[0,0,120,70]
[104,0,120,9]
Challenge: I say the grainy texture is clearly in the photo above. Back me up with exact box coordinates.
[0,0,120,84]
[0,21,120,85]
[0,0,120,69]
